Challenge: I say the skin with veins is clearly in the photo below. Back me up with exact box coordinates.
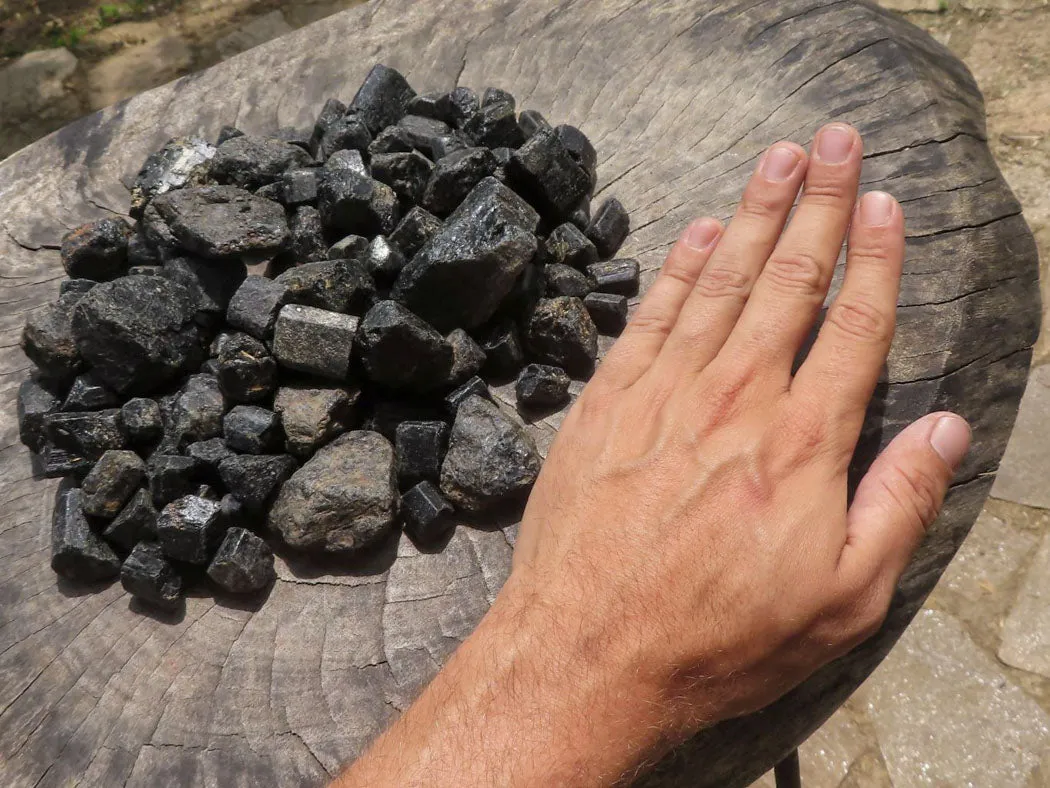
[334,123,972,788]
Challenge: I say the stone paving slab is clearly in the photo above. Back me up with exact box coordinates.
[861,609,1050,787]
[1000,532,1050,678]
[993,364,1050,509]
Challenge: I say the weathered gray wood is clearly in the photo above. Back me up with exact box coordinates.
[0,0,1038,785]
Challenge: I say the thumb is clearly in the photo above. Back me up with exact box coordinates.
[840,412,971,585]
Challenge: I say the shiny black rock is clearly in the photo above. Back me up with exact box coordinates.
[207,528,275,593]
[543,222,598,270]
[224,405,283,455]
[219,453,298,512]
[508,128,591,220]
[104,488,159,549]
[81,449,146,519]
[22,293,84,383]
[583,292,629,335]
[586,197,631,259]
[157,494,227,565]
[445,328,486,386]
[60,218,133,281]
[151,185,290,261]
[276,258,376,315]
[148,454,203,508]
[422,147,498,217]
[17,378,60,453]
[226,275,290,340]
[215,332,277,403]
[395,420,450,489]
[400,481,454,544]
[515,363,571,410]
[44,409,127,461]
[588,258,640,297]
[121,541,183,610]
[371,150,433,206]
[389,207,443,258]
[544,263,595,299]
[349,64,417,134]
[289,206,328,264]
[524,297,599,378]
[209,134,311,190]
[120,398,163,443]
[51,487,121,582]
[357,301,454,392]
[318,168,400,237]
[463,100,524,149]
[392,177,539,332]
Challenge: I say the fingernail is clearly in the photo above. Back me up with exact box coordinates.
[929,414,971,470]
[816,123,855,164]
[683,217,721,250]
[760,145,800,182]
[859,191,895,226]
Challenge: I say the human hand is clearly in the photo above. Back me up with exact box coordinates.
[510,121,971,733]
[336,123,972,788]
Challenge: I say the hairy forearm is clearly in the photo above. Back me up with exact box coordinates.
[333,572,676,787]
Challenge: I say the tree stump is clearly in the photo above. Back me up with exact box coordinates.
[0,0,1038,785]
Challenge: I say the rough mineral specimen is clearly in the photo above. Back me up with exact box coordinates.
[357,300,454,391]
[130,136,216,218]
[516,363,571,410]
[269,430,398,553]
[81,449,146,518]
[544,222,598,270]
[544,263,594,299]
[217,126,244,145]
[185,437,234,484]
[400,481,454,544]
[310,97,348,156]
[157,494,227,564]
[445,328,486,386]
[588,258,640,296]
[218,453,298,511]
[318,168,400,236]
[394,114,455,159]
[275,259,375,314]
[120,397,163,443]
[392,177,539,332]
[60,278,99,297]
[325,148,369,177]
[480,321,525,379]
[482,87,514,109]
[525,297,599,377]
[121,541,183,610]
[555,125,598,191]
[224,405,283,454]
[362,399,445,442]
[44,409,127,461]
[42,448,94,479]
[439,395,541,511]
[71,276,205,394]
[444,375,491,414]
[17,378,60,453]
[51,487,121,582]
[273,385,357,458]
[586,197,630,259]
[329,234,369,261]
[226,275,290,339]
[395,420,450,489]
[22,293,83,383]
[163,374,227,449]
[212,332,276,403]
[149,455,203,508]
[389,207,442,258]
[151,185,290,260]
[209,134,311,189]
[435,87,479,129]
[371,150,433,205]
[272,304,359,380]
[463,100,524,149]
[508,128,590,219]
[104,488,158,549]
[350,64,417,134]
[161,255,247,315]
[518,109,551,140]
[280,168,319,207]
[62,372,118,414]
[207,528,275,593]
[364,236,407,282]
[584,292,629,335]
[406,92,445,121]
[60,218,133,281]
[289,206,328,263]
[318,114,372,161]
[422,147,498,217]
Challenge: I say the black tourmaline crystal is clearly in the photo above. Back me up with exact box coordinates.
[17,64,632,616]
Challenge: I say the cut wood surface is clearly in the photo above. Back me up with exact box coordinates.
[0,0,1039,785]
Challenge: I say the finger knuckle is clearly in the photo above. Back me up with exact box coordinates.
[830,579,890,645]
[880,463,944,532]
[626,309,675,337]
[827,299,893,344]
[694,265,752,300]
[738,189,788,222]
[849,594,890,643]
[764,250,827,297]
[802,180,851,206]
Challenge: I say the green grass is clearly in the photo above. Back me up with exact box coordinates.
[98,4,125,26]
[937,0,949,11]
[49,24,87,49]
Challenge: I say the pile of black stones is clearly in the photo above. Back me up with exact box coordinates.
[18,64,636,613]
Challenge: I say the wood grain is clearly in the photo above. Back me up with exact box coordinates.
[0,0,1038,785]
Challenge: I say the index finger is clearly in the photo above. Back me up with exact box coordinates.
[790,190,905,447]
